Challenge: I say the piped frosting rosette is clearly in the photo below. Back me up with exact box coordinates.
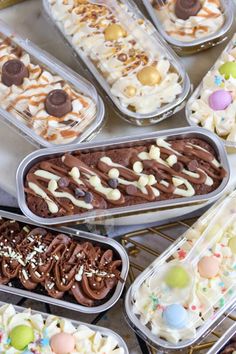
[0,304,125,353]
[189,34,236,144]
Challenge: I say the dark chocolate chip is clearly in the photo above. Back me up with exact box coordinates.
[175,0,202,20]
[2,59,29,87]
[188,160,199,172]
[108,178,119,189]
[75,188,85,198]
[117,53,127,62]
[58,177,70,188]
[126,185,138,195]
[172,162,184,172]
[84,192,94,204]
[45,89,72,118]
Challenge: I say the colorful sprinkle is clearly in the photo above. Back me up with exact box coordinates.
[178,249,187,260]
[191,305,197,311]
[219,281,225,287]
[219,298,225,307]
[214,75,223,86]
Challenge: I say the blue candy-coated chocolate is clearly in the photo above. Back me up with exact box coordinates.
[162,304,188,329]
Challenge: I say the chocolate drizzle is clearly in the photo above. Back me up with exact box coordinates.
[0,219,121,307]
[24,137,227,218]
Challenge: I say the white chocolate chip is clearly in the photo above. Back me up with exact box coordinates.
[149,145,160,160]
[108,168,120,179]
[108,189,121,201]
[148,175,157,186]
[48,180,58,192]
[166,154,177,166]
[100,156,113,165]
[138,175,149,187]
[133,161,143,174]
[69,167,80,179]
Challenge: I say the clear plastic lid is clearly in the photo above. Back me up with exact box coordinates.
[0,20,104,147]
[43,0,190,120]
[125,188,236,349]
[143,0,234,48]
[186,33,236,148]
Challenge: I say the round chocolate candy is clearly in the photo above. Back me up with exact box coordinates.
[50,333,75,354]
[137,66,161,86]
[208,90,232,111]
[58,177,70,188]
[198,256,219,279]
[175,0,202,20]
[172,162,184,172]
[75,188,85,198]
[9,325,34,350]
[104,24,126,41]
[2,59,29,87]
[108,178,119,189]
[163,304,188,329]
[165,265,190,288]
[188,159,199,172]
[219,62,236,79]
[45,89,72,118]
[84,191,93,204]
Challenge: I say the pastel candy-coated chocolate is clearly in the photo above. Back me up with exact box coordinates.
[208,90,232,111]
[50,332,76,354]
[198,256,219,279]
[165,265,190,288]
[163,304,188,329]
[9,325,34,350]
[219,62,236,79]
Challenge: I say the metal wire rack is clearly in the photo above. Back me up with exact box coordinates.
[121,217,236,354]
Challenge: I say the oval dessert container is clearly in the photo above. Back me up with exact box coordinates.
[125,189,236,350]
[0,210,129,314]
[0,20,105,148]
[0,302,129,353]
[16,126,230,226]
[206,321,236,354]
[42,0,191,126]
[186,34,236,151]
[142,0,234,56]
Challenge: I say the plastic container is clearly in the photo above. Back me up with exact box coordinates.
[207,321,236,354]
[142,0,234,56]
[16,126,230,226]
[0,302,129,353]
[186,34,236,151]
[0,0,26,8]
[125,189,236,350]
[43,0,191,126]
[0,20,105,148]
[0,210,129,314]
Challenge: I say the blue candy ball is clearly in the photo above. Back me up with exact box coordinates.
[163,304,188,329]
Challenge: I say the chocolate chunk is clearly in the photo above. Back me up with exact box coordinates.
[175,0,202,20]
[58,177,70,188]
[75,188,85,198]
[2,59,29,87]
[172,162,184,172]
[85,192,93,204]
[117,53,127,62]
[108,178,119,189]
[45,89,72,118]
[188,160,199,172]
[126,185,138,195]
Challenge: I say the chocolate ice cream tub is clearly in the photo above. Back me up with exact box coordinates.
[43,0,191,126]
[16,126,230,226]
[0,210,129,314]
[0,20,105,148]
[142,0,234,56]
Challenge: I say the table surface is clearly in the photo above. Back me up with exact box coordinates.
[0,0,235,200]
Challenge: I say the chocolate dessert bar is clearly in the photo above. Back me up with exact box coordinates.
[24,135,227,219]
[0,218,122,307]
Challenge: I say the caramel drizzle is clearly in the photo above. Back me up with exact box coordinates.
[0,219,121,306]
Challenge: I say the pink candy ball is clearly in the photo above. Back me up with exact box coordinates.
[50,333,75,354]
[208,90,232,111]
[198,256,219,279]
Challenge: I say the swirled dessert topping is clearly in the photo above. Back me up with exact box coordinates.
[24,136,226,218]
[0,218,122,307]
[0,36,97,144]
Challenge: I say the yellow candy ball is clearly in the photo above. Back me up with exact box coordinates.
[137,66,161,86]
[124,86,137,97]
[104,24,126,41]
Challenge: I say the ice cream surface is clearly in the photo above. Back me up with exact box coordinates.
[132,190,236,344]
[0,303,125,353]
[0,218,122,307]
[0,35,97,145]
[189,34,236,144]
[47,0,183,115]
[24,136,227,218]
[151,0,224,42]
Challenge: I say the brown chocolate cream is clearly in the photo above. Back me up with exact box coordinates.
[0,218,122,307]
[24,137,227,218]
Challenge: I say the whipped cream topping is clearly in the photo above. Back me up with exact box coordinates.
[48,0,183,115]
[152,0,224,42]
[0,304,125,353]
[132,190,236,345]
[189,35,236,143]
[0,36,97,144]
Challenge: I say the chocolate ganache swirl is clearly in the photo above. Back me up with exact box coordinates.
[24,137,227,218]
[0,218,122,306]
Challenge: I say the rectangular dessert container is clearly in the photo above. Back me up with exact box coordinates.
[43,0,191,126]
[0,0,26,8]
[0,210,129,314]
[16,126,230,226]
[142,0,234,56]
[125,189,236,350]
[0,302,129,353]
[0,20,105,148]
[186,34,236,151]
[206,321,236,354]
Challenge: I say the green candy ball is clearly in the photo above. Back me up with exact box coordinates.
[9,325,34,350]
[229,237,236,254]
[165,266,190,289]
[219,62,236,80]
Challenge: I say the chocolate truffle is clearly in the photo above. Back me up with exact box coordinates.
[45,89,72,118]
[175,0,202,20]
[2,59,29,87]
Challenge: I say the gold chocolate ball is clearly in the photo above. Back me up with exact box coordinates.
[124,85,137,98]
[137,66,161,86]
[104,24,126,41]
